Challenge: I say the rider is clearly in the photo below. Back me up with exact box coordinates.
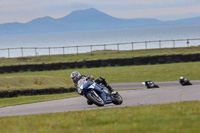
[70,71,117,104]
[179,76,192,86]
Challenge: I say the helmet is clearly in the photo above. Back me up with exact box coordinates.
[180,77,184,79]
[184,78,189,82]
[142,82,145,85]
[70,71,80,83]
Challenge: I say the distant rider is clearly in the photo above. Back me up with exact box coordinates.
[70,71,117,105]
[142,80,159,88]
[179,77,192,86]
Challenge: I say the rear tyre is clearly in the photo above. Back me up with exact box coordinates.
[112,93,123,105]
[154,85,159,88]
[87,93,104,107]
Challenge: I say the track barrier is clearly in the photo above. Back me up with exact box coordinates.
[0,87,76,98]
[0,53,200,74]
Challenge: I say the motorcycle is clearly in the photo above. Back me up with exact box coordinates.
[179,77,192,86]
[142,81,159,89]
[80,80,123,107]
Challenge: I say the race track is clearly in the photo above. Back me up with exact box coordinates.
[0,81,200,117]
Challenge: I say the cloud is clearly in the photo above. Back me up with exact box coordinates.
[105,5,200,20]
[0,0,198,12]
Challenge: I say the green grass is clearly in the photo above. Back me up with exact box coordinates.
[0,92,79,108]
[0,46,200,66]
[0,47,199,132]
[0,76,68,91]
[0,46,200,91]
[0,62,200,91]
[0,101,200,133]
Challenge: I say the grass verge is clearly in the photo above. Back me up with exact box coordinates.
[0,101,200,133]
[0,62,200,91]
[0,92,79,108]
[0,46,200,66]
[0,76,68,91]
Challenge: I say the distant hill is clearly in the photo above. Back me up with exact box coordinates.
[1,8,200,35]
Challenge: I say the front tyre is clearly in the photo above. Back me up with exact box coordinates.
[87,93,104,107]
[112,93,123,105]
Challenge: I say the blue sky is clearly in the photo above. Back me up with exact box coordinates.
[1,0,200,24]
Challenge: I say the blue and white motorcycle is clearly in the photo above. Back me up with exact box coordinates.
[79,80,123,107]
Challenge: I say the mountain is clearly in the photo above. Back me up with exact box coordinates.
[1,8,200,35]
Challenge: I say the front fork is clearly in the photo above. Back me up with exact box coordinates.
[85,89,100,98]
[92,90,100,97]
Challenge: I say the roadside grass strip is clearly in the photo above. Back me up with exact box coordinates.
[0,101,200,133]
[0,76,68,91]
[0,62,200,91]
[0,92,79,108]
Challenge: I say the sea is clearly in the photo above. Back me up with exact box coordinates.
[0,26,200,58]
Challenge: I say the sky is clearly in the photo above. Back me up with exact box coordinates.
[0,0,200,24]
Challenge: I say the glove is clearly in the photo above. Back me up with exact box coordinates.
[87,75,94,81]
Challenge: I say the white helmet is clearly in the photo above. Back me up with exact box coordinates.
[70,71,80,83]
[180,77,184,79]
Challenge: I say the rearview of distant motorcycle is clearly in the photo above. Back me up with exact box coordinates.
[179,77,192,86]
[142,81,159,89]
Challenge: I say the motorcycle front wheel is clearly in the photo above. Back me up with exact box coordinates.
[87,93,104,107]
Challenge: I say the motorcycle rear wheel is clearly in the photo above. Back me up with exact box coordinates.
[87,93,104,107]
[154,85,159,88]
[112,93,123,105]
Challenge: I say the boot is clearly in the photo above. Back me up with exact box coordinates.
[106,85,117,95]
[96,77,117,95]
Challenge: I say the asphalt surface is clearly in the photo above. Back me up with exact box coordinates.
[0,80,200,117]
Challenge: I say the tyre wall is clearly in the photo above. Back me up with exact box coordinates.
[0,53,200,73]
[0,87,76,98]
